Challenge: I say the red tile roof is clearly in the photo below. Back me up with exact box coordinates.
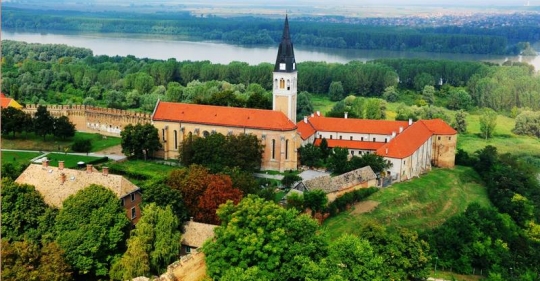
[420,119,457,135]
[152,101,296,131]
[1,93,12,108]
[307,115,410,135]
[314,138,385,151]
[376,121,433,159]
[297,120,317,140]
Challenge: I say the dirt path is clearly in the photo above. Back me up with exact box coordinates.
[94,144,124,156]
[349,200,380,215]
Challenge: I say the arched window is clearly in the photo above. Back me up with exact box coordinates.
[203,130,210,138]
[274,79,278,89]
[287,79,290,90]
[280,78,285,89]
[272,139,276,159]
[285,140,289,160]
[174,130,178,149]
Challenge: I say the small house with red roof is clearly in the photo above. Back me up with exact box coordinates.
[0,92,23,109]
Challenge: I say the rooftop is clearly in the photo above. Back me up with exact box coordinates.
[15,164,140,208]
[181,220,217,248]
[420,119,458,135]
[152,101,297,131]
[314,138,386,151]
[376,121,434,159]
[305,115,410,135]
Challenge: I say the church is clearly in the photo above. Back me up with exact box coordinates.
[151,16,457,175]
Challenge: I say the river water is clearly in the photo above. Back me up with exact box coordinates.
[2,31,540,70]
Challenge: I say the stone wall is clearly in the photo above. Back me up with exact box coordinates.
[156,251,207,281]
[23,104,152,137]
[431,134,457,168]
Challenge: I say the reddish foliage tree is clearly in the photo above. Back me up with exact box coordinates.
[195,174,243,225]
[167,164,211,216]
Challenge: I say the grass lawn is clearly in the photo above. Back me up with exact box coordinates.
[1,132,121,153]
[1,151,43,166]
[108,160,179,182]
[310,94,335,115]
[45,153,107,169]
[323,166,491,239]
[459,114,540,158]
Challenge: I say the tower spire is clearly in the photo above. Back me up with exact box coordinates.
[274,15,296,72]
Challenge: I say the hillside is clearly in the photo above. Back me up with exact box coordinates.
[323,166,491,239]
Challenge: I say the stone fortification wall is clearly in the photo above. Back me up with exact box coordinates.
[23,104,152,137]
[156,251,207,281]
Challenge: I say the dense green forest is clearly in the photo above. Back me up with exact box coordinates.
[2,40,540,118]
[2,6,537,55]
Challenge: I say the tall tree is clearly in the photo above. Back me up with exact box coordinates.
[33,105,54,140]
[121,123,162,160]
[110,203,181,280]
[55,184,130,278]
[299,143,322,168]
[53,116,76,140]
[1,107,30,137]
[203,196,326,280]
[479,107,497,139]
[196,174,243,224]
[454,110,468,133]
[1,179,53,243]
[167,165,211,217]
[329,81,345,101]
[327,147,350,174]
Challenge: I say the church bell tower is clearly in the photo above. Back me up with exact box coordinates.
[273,15,297,123]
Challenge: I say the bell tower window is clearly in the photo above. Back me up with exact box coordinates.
[287,80,290,90]
[279,63,286,70]
[280,78,285,89]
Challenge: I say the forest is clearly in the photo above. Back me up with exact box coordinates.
[2,6,538,55]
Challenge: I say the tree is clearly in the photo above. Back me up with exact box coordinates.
[141,178,189,222]
[319,138,330,160]
[1,107,30,137]
[203,195,326,280]
[329,81,345,101]
[1,179,53,243]
[167,165,211,217]
[421,85,436,105]
[479,108,497,139]
[53,116,76,140]
[364,98,387,120]
[33,105,54,140]
[297,91,314,121]
[454,110,468,133]
[55,184,130,277]
[322,234,383,281]
[110,203,181,279]
[447,88,473,110]
[121,123,162,160]
[359,223,430,280]
[1,240,73,281]
[299,143,322,168]
[327,147,349,174]
[513,110,540,137]
[196,175,243,224]
[382,86,399,102]
[71,139,92,153]
[348,153,392,174]
[303,190,328,215]
[281,173,302,189]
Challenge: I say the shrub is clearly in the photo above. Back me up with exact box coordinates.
[72,139,92,153]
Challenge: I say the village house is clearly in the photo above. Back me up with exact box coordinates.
[180,218,217,256]
[1,92,23,109]
[292,166,378,202]
[15,161,142,224]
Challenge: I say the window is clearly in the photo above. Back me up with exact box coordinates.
[174,130,178,149]
[319,135,322,139]
[285,140,289,160]
[280,78,285,89]
[448,137,452,140]
[351,151,355,156]
[438,136,441,140]
[339,135,342,140]
[361,137,364,141]
[185,246,192,253]
[403,160,406,164]
[287,79,290,90]
[131,207,136,219]
[274,79,278,89]
[162,129,166,141]
[385,138,388,143]
[373,138,376,142]
[330,135,333,139]
[350,136,353,140]
[121,198,124,206]
[272,139,276,159]
[131,193,135,202]
[203,131,210,137]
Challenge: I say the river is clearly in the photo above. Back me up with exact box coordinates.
[3,31,540,70]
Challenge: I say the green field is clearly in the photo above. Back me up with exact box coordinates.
[323,166,491,238]
[1,151,43,166]
[1,132,121,153]
[108,160,180,181]
[45,153,107,168]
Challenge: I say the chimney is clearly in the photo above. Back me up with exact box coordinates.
[344,112,348,119]
[399,126,404,133]
[408,118,413,125]
[59,161,65,170]
[304,116,308,123]
[392,131,396,138]
[316,111,320,116]
[386,148,389,155]
[42,159,49,169]
[60,173,66,184]
[190,217,194,221]
[86,164,93,173]
[103,166,109,176]
[311,113,314,117]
